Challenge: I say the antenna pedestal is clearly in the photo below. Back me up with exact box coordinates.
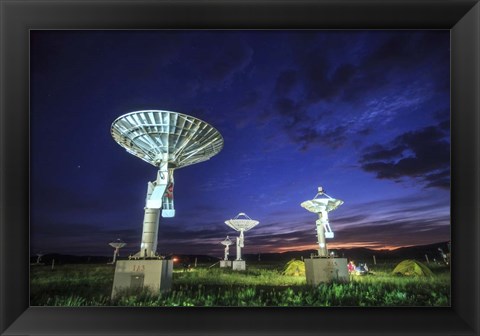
[220,260,232,268]
[315,211,334,257]
[112,248,119,264]
[134,165,170,258]
[232,260,246,271]
[316,218,328,258]
[232,231,246,270]
[136,207,161,258]
[111,259,173,299]
[305,258,349,285]
[236,231,245,261]
[224,245,229,261]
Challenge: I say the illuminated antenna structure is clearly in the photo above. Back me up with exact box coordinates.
[225,213,259,262]
[109,239,126,264]
[220,236,233,261]
[111,110,223,258]
[301,186,343,258]
[36,253,43,264]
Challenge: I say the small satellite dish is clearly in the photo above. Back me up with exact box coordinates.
[35,253,44,264]
[111,110,223,258]
[301,186,343,257]
[221,236,233,246]
[225,213,259,261]
[220,236,233,261]
[109,239,126,264]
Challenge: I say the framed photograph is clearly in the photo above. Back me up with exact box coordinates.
[1,0,479,335]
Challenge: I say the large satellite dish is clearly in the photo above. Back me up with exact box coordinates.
[111,110,223,169]
[111,110,223,258]
[301,186,343,257]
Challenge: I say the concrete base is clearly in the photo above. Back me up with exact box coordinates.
[111,259,173,298]
[220,260,232,268]
[232,260,246,271]
[305,257,349,285]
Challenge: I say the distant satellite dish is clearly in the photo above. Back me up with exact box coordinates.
[221,236,233,261]
[225,213,259,232]
[109,239,127,249]
[35,253,44,264]
[111,110,223,258]
[225,213,259,261]
[221,236,233,246]
[109,239,127,264]
[301,186,343,257]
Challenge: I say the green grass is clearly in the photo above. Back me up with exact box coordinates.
[174,265,306,286]
[30,261,450,307]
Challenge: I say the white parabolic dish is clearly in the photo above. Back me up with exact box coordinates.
[221,237,233,246]
[111,110,224,168]
[225,213,259,232]
[301,198,344,213]
[109,240,126,249]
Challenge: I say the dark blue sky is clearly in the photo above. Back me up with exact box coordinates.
[30,30,450,257]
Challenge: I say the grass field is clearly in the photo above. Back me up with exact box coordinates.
[30,260,450,307]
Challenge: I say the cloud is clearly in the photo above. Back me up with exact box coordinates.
[434,109,450,122]
[361,144,407,162]
[359,121,450,189]
[209,43,252,82]
[184,36,254,94]
[333,216,450,247]
[237,90,260,109]
[303,57,356,104]
[198,173,242,192]
[268,96,349,150]
[423,169,450,189]
[294,125,348,151]
[260,31,449,152]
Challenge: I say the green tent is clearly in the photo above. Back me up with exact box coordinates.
[283,259,306,276]
[392,259,434,277]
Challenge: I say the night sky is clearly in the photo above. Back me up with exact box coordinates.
[30,30,450,257]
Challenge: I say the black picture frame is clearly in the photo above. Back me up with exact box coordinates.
[1,1,479,335]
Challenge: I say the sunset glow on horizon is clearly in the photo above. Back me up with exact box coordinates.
[269,242,425,254]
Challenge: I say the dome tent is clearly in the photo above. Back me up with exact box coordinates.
[283,259,306,276]
[392,259,434,277]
